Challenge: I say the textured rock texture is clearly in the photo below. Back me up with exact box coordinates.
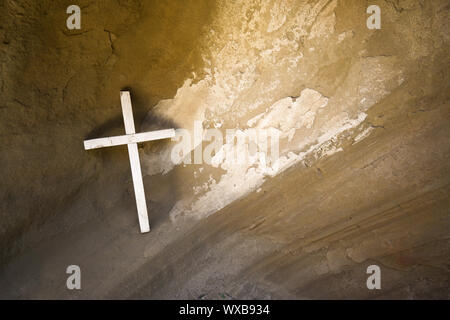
[0,0,449,299]
[0,0,214,262]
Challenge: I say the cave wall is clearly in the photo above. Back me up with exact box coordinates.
[121,0,450,298]
[0,0,214,263]
[0,0,449,299]
[140,0,450,225]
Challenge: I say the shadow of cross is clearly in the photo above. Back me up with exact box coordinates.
[83,91,175,233]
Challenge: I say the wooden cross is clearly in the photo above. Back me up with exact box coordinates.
[84,91,175,233]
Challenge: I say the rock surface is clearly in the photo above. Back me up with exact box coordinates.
[0,0,449,299]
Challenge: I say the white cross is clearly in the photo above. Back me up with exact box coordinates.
[84,91,175,233]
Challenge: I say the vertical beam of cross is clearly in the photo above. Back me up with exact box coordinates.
[83,91,175,233]
[120,91,150,233]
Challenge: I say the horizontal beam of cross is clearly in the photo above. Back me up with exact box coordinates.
[84,129,175,150]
